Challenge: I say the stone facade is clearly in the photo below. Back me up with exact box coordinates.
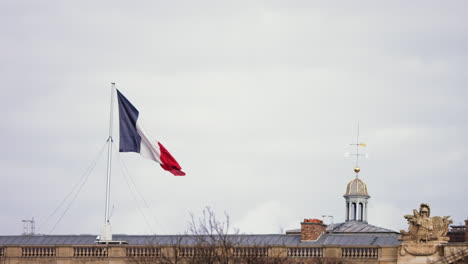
[0,243,466,264]
[396,203,468,264]
[0,244,400,264]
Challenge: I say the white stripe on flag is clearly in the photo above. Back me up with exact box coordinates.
[136,120,162,164]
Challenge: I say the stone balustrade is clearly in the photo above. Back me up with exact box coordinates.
[287,247,323,257]
[233,247,269,257]
[21,247,56,257]
[126,246,161,257]
[73,246,108,257]
[342,247,378,258]
[0,244,405,263]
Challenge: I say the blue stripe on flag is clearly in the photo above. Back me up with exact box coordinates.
[117,89,141,153]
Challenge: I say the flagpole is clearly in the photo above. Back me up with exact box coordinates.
[104,83,115,225]
[97,83,127,244]
[98,82,116,243]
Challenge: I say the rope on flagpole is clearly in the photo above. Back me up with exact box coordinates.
[42,141,108,234]
[115,153,155,234]
[116,152,168,234]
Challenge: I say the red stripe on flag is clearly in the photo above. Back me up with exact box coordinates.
[158,142,186,176]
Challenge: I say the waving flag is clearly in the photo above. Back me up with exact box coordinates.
[117,89,185,176]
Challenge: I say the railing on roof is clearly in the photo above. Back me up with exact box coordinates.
[233,247,269,257]
[342,247,378,258]
[287,247,323,257]
[177,247,271,258]
[73,246,108,257]
[178,247,215,258]
[21,247,56,257]
[126,247,161,257]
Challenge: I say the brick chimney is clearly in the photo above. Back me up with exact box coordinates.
[465,220,468,242]
[301,219,327,241]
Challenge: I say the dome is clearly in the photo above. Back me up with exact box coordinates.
[344,178,369,197]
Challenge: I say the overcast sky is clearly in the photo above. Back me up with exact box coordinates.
[1,0,467,236]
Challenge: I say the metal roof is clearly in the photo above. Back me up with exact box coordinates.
[0,233,400,246]
[344,178,369,197]
[286,221,398,234]
[327,221,398,233]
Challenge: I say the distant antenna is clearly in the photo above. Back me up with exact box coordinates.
[22,217,35,235]
[322,215,334,225]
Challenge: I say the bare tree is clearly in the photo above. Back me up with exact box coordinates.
[128,207,354,264]
[311,258,349,264]
[127,236,184,264]
[159,236,185,264]
[186,207,238,264]
[431,247,468,264]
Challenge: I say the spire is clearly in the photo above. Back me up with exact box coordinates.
[349,124,367,178]
[344,125,370,223]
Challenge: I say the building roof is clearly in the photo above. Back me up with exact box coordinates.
[327,221,399,233]
[286,221,398,235]
[344,177,369,197]
[0,233,401,246]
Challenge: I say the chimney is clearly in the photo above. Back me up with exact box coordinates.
[465,219,468,242]
[301,219,327,241]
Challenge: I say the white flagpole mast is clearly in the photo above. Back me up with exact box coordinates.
[100,82,115,242]
[105,82,115,224]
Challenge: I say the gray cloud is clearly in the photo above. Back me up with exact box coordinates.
[1,0,467,235]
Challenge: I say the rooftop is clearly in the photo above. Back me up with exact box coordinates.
[0,233,401,246]
[286,221,399,235]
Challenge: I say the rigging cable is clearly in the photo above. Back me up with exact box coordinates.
[37,141,107,233]
[45,141,108,234]
[116,152,167,234]
[116,154,154,234]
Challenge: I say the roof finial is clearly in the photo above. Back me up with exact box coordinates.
[349,124,366,178]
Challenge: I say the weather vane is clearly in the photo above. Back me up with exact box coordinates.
[348,124,367,177]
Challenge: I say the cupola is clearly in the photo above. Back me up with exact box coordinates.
[344,166,370,222]
[345,177,369,197]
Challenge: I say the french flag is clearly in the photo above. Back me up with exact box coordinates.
[117,89,185,176]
